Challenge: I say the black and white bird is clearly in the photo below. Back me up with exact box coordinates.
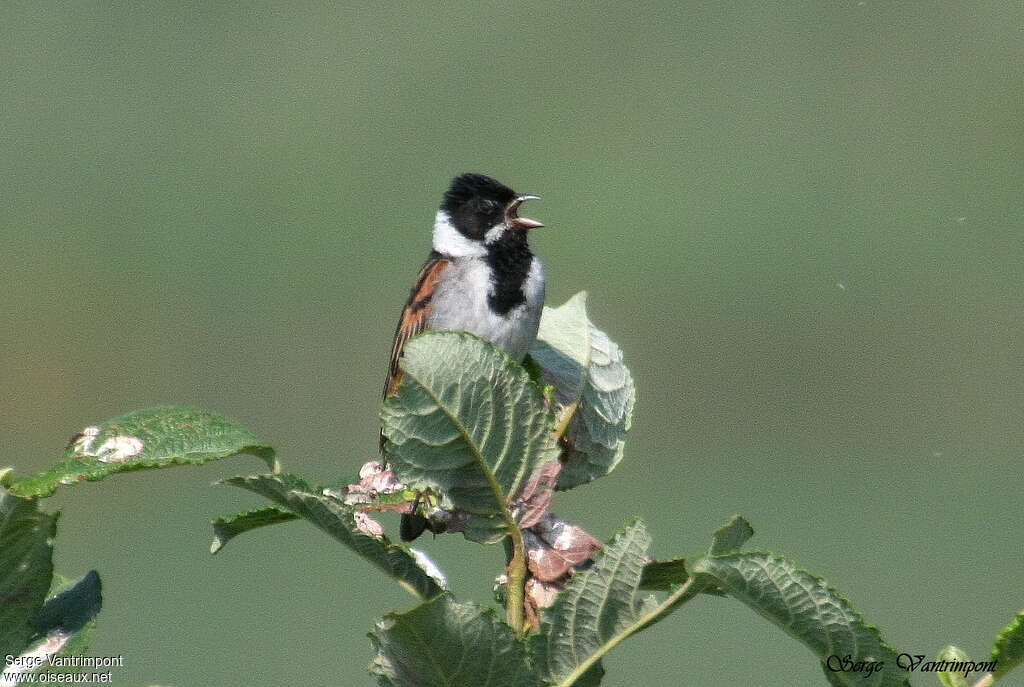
[382,173,546,540]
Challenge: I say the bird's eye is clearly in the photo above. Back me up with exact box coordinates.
[477,199,499,213]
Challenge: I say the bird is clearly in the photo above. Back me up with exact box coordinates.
[382,173,546,540]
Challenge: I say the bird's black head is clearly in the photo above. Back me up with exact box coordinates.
[440,173,542,241]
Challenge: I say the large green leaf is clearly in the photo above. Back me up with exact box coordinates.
[528,293,635,490]
[10,407,276,498]
[532,520,700,687]
[381,332,560,543]
[369,594,540,687]
[992,610,1024,679]
[692,553,909,687]
[0,489,57,657]
[222,473,443,599]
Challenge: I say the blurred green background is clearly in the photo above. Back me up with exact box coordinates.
[3,2,1022,685]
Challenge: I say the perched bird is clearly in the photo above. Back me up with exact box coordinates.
[382,173,546,540]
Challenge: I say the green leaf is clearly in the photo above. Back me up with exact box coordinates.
[369,594,540,687]
[992,610,1024,679]
[0,489,57,657]
[709,515,754,555]
[210,506,298,554]
[10,407,276,498]
[532,520,700,687]
[697,515,757,597]
[31,571,103,669]
[1,559,102,680]
[529,293,635,490]
[381,332,560,543]
[935,646,971,687]
[222,473,443,599]
[529,292,593,403]
[33,570,102,638]
[639,558,688,591]
[692,553,909,687]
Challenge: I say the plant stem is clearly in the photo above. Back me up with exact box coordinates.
[506,400,580,632]
[971,674,994,687]
[551,401,580,440]
[505,524,528,632]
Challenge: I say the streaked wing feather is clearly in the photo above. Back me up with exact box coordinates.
[383,253,449,399]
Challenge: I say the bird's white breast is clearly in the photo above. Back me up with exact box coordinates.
[428,257,545,361]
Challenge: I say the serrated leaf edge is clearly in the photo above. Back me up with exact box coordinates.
[991,609,1024,678]
[545,520,702,687]
[693,551,906,686]
[220,473,442,600]
[391,331,555,523]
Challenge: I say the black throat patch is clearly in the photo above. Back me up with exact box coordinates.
[484,232,533,315]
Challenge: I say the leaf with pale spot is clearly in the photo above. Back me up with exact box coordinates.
[10,407,276,498]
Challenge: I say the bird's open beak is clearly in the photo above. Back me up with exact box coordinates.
[508,194,543,230]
